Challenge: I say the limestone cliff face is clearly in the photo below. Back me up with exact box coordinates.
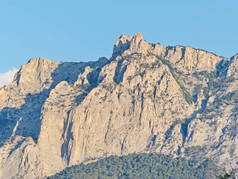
[0,33,237,178]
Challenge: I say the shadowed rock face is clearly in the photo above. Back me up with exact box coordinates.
[0,33,238,178]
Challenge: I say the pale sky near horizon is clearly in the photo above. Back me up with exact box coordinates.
[0,0,238,74]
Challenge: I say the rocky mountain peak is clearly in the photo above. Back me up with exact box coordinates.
[13,57,60,94]
[112,33,225,74]
[112,33,152,58]
[1,35,238,179]
[27,57,55,64]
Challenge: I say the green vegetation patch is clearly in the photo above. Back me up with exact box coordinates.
[48,153,218,179]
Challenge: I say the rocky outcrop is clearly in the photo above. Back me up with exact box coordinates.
[0,33,237,178]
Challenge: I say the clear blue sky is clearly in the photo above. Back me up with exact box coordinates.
[0,0,237,73]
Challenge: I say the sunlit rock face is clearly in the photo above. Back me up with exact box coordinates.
[0,33,237,179]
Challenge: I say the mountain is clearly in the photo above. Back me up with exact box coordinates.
[0,33,238,178]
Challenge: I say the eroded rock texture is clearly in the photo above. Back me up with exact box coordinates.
[0,33,237,178]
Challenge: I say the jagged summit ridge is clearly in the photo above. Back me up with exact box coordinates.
[113,33,151,57]
[0,34,238,179]
[112,33,228,74]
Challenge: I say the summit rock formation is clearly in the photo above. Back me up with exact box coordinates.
[0,33,238,178]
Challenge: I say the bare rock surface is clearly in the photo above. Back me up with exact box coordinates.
[0,33,237,178]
